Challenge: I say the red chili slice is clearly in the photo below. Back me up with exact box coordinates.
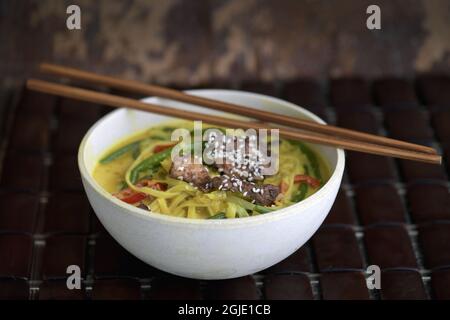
[114,188,147,204]
[153,143,176,153]
[136,179,168,191]
[294,175,321,188]
[114,179,168,204]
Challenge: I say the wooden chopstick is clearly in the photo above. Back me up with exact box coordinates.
[26,79,441,164]
[39,63,437,156]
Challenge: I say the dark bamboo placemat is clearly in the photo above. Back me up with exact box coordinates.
[0,76,449,300]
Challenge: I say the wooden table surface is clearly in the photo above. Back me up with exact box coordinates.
[0,76,450,300]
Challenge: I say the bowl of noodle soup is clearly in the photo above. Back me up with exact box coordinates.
[78,90,345,279]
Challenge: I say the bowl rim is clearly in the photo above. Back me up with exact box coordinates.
[78,89,345,226]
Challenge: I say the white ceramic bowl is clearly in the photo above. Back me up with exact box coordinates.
[78,90,345,280]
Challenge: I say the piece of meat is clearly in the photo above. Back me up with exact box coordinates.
[169,136,278,205]
[212,135,271,181]
[169,157,212,191]
[211,175,279,206]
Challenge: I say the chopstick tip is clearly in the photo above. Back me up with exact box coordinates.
[39,62,50,70]
[25,78,34,89]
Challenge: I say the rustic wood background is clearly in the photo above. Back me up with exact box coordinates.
[1,0,449,87]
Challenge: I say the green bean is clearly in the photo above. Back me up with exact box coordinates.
[254,205,275,214]
[236,206,249,218]
[130,146,175,183]
[130,170,140,184]
[149,134,170,140]
[134,147,174,172]
[303,164,310,175]
[228,195,254,210]
[208,212,226,219]
[131,167,159,184]
[100,140,142,164]
[229,195,275,214]
[292,141,322,182]
[292,183,308,202]
[132,144,141,159]
[291,164,310,202]
[118,181,128,191]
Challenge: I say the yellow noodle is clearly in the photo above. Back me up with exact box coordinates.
[157,198,169,214]
[187,206,196,219]
[169,193,190,211]
[226,202,237,219]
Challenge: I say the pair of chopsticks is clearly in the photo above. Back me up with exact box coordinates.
[26,63,441,164]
